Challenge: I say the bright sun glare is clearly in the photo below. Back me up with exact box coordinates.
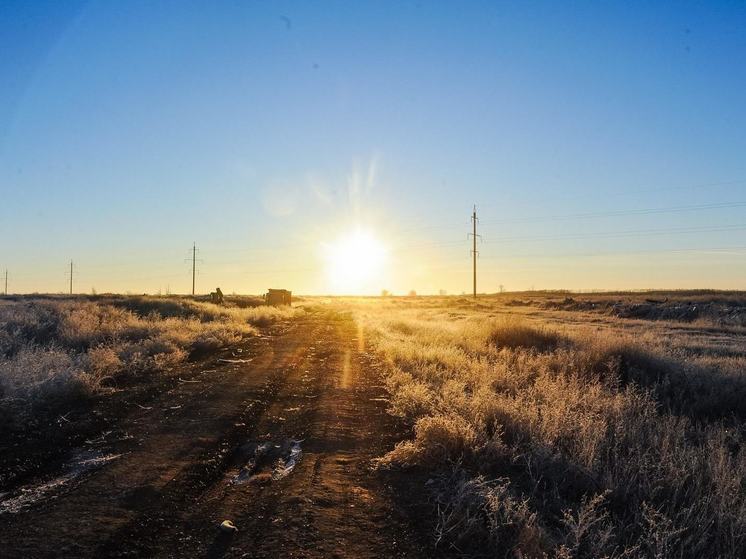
[324,230,387,294]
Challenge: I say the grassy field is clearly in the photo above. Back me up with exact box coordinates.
[345,292,746,558]
[0,295,300,431]
[1,291,745,558]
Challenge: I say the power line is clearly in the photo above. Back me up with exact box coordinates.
[68,242,739,286]
[394,200,746,236]
[480,244,746,261]
[188,217,746,260]
[479,201,746,227]
[72,200,740,262]
[4,192,746,293]
[482,223,746,244]
[477,178,746,209]
[381,223,746,254]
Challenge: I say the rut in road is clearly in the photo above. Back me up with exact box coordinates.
[0,310,431,559]
[104,309,427,558]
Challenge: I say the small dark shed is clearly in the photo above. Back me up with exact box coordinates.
[265,288,292,306]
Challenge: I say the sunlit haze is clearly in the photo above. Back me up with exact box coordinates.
[1,1,746,294]
[323,230,387,295]
[2,5,746,554]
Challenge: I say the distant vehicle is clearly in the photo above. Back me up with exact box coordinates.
[265,288,291,306]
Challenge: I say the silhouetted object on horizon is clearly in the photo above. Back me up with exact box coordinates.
[265,289,291,306]
[468,205,481,299]
[210,287,224,305]
[191,243,197,295]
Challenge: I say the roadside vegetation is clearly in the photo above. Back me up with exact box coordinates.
[353,295,746,558]
[0,295,299,428]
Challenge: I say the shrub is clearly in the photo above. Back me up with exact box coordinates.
[0,347,92,416]
[383,414,481,466]
[484,318,564,352]
[433,468,547,558]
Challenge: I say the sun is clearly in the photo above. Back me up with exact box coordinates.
[323,230,387,294]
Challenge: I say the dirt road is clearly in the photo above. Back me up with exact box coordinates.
[0,309,432,558]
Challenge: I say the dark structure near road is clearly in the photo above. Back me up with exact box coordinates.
[265,288,292,306]
[210,287,224,305]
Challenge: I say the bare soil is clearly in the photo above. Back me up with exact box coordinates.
[0,309,435,558]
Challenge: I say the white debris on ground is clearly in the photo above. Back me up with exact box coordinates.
[230,439,304,484]
[272,440,303,480]
[0,451,121,514]
[231,442,271,485]
[220,519,238,533]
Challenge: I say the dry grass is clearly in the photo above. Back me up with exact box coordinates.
[0,296,301,424]
[349,297,746,559]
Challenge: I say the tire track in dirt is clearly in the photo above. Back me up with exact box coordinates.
[0,318,315,558]
[0,309,433,558]
[171,309,429,559]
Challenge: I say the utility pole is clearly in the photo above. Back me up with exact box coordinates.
[3,269,7,296]
[184,244,201,296]
[192,243,196,296]
[69,260,74,295]
[468,205,480,298]
[472,207,477,298]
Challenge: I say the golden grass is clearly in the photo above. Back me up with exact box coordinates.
[348,297,746,558]
[0,296,302,422]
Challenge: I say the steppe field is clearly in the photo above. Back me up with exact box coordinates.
[1,292,745,558]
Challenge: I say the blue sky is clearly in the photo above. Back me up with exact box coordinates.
[1,1,745,294]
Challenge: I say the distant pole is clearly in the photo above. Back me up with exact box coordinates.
[69,260,73,295]
[184,244,201,296]
[468,205,480,299]
[192,243,196,296]
[472,207,477,298]
[3,269,7,295]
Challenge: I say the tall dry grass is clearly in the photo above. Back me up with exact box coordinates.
[0,296,301,424]
[355,303,746,558]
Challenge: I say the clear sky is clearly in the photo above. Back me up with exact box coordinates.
[1,1,745,295]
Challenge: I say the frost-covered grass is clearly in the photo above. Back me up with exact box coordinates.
[350,297,746,559]
[0,296,301,424]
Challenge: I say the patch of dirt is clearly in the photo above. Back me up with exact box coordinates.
[0,310,436,558]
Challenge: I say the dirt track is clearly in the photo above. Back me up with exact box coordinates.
[0,309,432,558]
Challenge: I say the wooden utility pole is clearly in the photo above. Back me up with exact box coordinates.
[192,243,196,296]
[468,205,480,298]
[3,269,7,295]
[184,244,201,296]
[472,207,476,297]
[69,260,73,295]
